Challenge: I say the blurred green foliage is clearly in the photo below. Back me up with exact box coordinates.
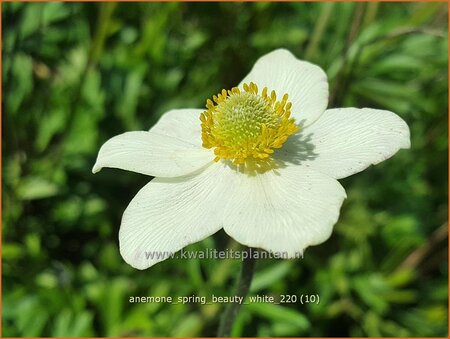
[2,2,448,337]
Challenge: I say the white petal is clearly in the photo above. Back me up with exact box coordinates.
[149,108,204,148]
[119,163,236,269]
[222,165,346,257]
[239,49,328,127]
[92,131,212,177]
[280,108,411,180]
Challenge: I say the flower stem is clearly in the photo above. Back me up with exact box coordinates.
[217,247,256,337]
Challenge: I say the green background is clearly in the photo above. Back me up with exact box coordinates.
[2,2,448,337]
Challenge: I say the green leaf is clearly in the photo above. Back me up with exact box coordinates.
[251,261,293,292]
[16,176,59,200]
[247,303,310,331]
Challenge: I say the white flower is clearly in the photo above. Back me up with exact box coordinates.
[93,49,410,270]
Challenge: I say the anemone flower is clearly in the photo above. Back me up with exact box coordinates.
[93,49,410,270]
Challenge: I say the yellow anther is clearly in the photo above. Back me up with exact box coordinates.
[200,82,299,165]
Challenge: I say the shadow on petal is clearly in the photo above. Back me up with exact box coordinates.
[223,130,318,176]
[275,131,318,165]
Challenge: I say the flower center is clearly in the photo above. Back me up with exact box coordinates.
[200,82,299,165]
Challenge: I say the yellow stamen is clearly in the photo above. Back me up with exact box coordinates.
[200,82,299,165]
